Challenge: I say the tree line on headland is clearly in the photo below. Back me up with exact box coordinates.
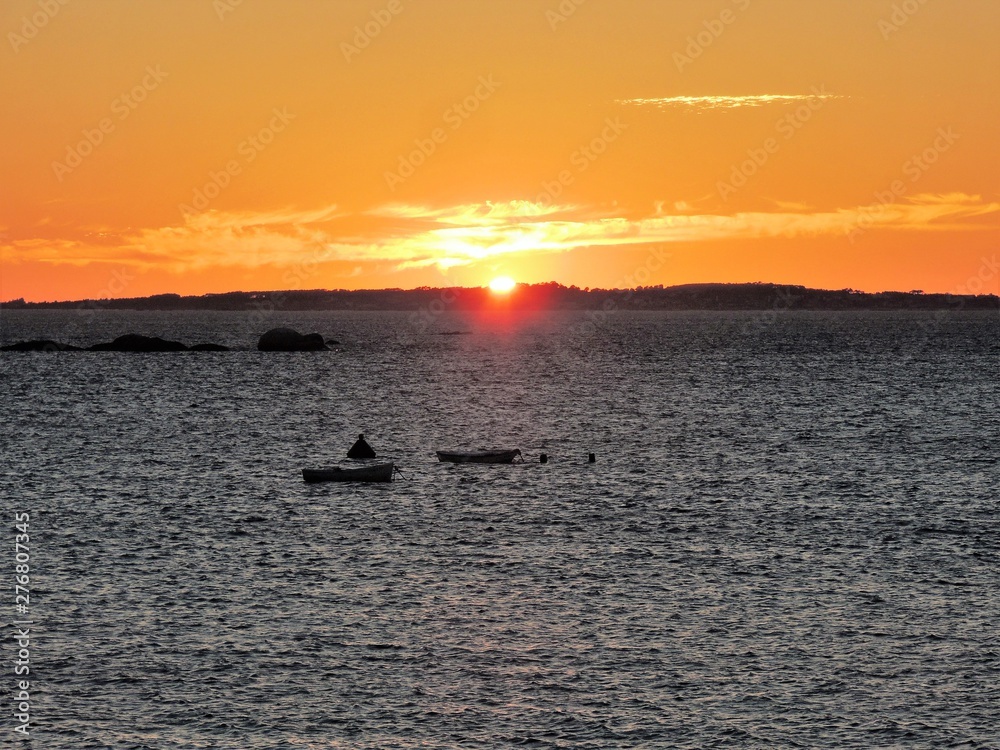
[2,282,997,312]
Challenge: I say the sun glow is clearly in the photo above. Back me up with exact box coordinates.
[488,276,517,294]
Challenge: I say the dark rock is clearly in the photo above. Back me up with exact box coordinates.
[189,343,229,351]
[257,327,329,351]
[0,339,83,352]
[300,333,327,349]
[89,334,189,352]
[325,338,341,346]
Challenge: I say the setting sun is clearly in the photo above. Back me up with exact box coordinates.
[488,276,517,294]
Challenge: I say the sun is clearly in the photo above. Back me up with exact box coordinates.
[488,276,517,294]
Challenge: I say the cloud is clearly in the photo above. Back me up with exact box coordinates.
[617,93,844,112]
[371,200,575,226]
[3,194,996,274]
[907,192,987,206]
[358,194,999,268]
[182,204,341,232]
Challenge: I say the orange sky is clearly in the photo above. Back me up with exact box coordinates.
[1,0,998,301]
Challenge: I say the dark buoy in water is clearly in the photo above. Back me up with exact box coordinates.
[588,453,596,463]
[540,453,548,464]
[347,433,377,459]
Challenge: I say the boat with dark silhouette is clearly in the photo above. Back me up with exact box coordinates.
[302,462,395,483]
[436,449,522,464]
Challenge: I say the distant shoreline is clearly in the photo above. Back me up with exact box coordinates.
[2,282,998,311]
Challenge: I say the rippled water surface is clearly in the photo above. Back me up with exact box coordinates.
[2,309,998,749]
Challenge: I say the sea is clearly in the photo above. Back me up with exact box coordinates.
[1,308,998,749]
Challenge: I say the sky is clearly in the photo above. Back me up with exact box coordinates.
[1,0,998,302]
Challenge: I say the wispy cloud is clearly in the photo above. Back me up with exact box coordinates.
[371,200,575,227]
[3,194,996,274]
[182,204,341,231]
[618,93,843,112]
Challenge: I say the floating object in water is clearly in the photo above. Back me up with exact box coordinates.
[436,449,523,464]
[302,462,394,483]
[588,453,596,463]
[540,453,548,464]
[348,433,377,459]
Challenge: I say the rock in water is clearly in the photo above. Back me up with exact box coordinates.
[257,328,329,351]
[89,334,189,352]
[300,333,327,350]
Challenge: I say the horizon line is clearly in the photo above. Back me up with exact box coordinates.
[4,280,997,307]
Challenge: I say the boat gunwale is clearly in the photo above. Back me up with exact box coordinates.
[302,462,395,483]
[435,449,523,464]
